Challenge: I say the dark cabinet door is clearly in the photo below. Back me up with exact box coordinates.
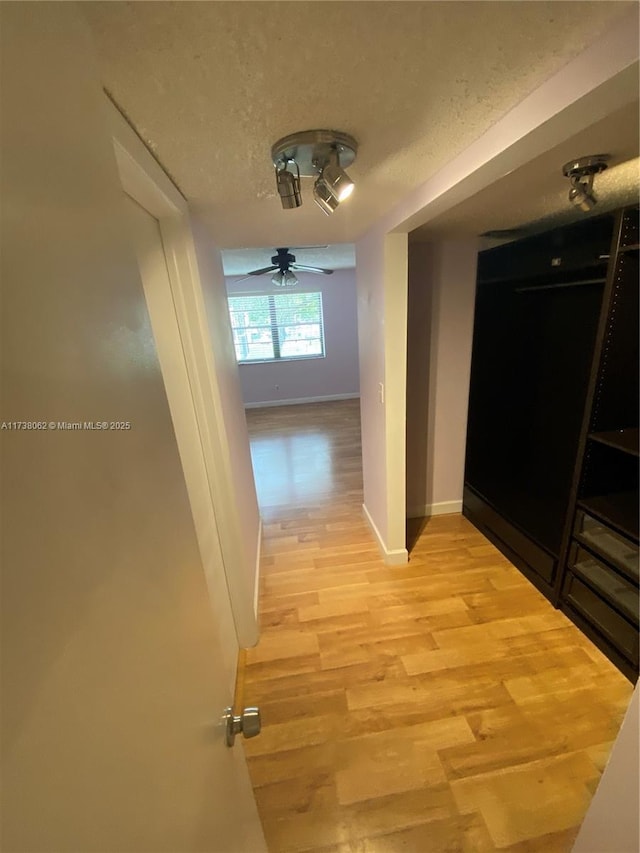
[465,275,604,556]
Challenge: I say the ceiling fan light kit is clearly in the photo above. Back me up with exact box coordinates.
[272,269,298,287]
[240,247,335,286]
[562,154,609,213]
[271,129,358,215]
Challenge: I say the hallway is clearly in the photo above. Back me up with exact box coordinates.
[241,400,632,853]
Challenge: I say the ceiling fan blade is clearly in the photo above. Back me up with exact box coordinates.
[292,264,334,275]
[290,245,329,250]
[247,265,279,276]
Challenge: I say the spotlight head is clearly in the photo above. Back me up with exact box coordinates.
[275,163,301,210]
[313,177,340,216]
[318,150,355,203]
[569,181,596,212]
[562,155,609,213]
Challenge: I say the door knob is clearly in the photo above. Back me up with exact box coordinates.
[224,706,261,747]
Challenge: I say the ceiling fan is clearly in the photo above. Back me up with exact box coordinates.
[238,247,334,286]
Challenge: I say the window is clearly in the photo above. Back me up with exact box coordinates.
[228,292,325,363]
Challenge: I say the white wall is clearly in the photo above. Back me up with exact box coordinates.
[0,5,264,850]
[191,216,262,639]
[406,240,478,518]
[112,111,262,648]
[226,269,360,406]
[356,230,408,564]
[572,683,639,853]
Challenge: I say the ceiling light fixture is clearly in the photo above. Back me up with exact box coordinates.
[271,269,298,287]
[562,155,609,213]
[271,130,357,215]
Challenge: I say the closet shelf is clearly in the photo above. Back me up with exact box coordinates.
[578,492,639,544]
[588,428,639,457]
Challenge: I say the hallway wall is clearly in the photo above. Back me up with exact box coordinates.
[0,6,261,850]
[356,229,408,564]
[406,240,478,518]
[192,216,262,634]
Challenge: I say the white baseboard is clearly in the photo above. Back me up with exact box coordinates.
[244,393,359,409]
[407,500,462,519]
[253,517,262,620]
[362,503,408,566]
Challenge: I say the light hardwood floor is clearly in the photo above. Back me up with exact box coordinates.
[240,399,633,853]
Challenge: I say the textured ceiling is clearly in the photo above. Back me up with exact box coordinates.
[84,1,635,253]
[412,101,640,244]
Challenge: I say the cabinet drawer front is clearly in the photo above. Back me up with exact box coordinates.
[570,543,639,623]
[574,510,639,582]
[562,571,638,665]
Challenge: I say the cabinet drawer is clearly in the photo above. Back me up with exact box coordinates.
[569,543,639,624]
[574,510,639,582]
[562,571,638,665]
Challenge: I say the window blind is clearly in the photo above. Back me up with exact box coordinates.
[228,292,325,363]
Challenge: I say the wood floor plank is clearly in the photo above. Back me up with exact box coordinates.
[240,400,634,852]
[450,751,599,848]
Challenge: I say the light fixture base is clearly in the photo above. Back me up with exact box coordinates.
[562,155,609,180]
[272,130,357,177]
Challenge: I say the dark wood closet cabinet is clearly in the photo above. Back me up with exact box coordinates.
[557,206,639,680]
[464,206,639,681]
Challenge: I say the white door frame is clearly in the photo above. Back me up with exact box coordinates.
[108,100,258,648]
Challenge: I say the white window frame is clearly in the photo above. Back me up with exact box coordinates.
[228,291,326,364]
